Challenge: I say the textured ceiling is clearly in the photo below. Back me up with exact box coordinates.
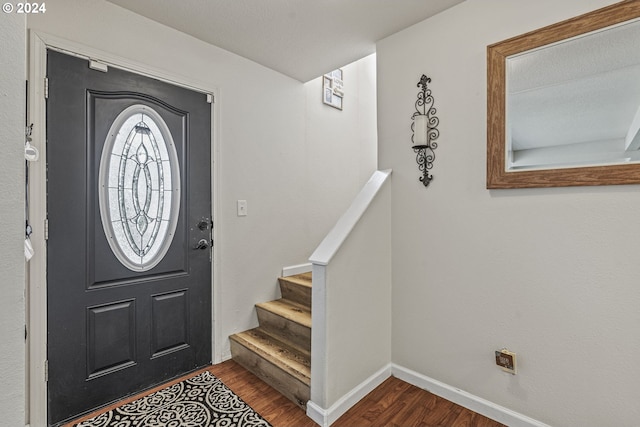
[106,0,464,82]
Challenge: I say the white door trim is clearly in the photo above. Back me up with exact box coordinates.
[27,30,222,427]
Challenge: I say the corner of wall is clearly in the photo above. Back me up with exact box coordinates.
[0,11,27,427]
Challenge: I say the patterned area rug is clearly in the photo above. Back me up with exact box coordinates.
[75,371,272,427]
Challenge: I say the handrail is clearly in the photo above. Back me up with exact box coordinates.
[309,169,392,266]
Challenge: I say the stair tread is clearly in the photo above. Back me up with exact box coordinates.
[279,273,312,288]
[256,299,311,328]
[230,328,310,385]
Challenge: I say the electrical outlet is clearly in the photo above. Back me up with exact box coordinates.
[495,349,517,374]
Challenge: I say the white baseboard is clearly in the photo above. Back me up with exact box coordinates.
[282,263,312,277]
[306,364,392,427]
[391,364,551,427]
[305,401,327,427]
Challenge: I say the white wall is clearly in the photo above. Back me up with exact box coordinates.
[304,54,378,243]
[377,1,639,426]
[27,0,376,363]
[0,12,26,427]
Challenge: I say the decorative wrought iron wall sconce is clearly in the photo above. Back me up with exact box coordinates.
[411,75,440,187]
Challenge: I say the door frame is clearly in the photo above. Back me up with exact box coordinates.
[26,30,222,427]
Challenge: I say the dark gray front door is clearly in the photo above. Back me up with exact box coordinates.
[46,50,212,426]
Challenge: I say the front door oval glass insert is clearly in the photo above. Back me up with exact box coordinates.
[99,104,180,272]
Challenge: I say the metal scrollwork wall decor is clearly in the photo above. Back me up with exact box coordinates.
[411,75,440,187]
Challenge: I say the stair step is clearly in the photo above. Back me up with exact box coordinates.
[279,273,312,308]
[257,299,311,328]
[256,299,311,353]
[230,328,310,408]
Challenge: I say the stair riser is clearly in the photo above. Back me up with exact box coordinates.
[256,307,311,354]
[279,278,312,308]
[230,340,310,409]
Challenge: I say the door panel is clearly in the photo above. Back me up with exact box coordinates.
[86,300,137,378]
[46,50,212,426]
[88,92,188,285]
[150,290,189,357]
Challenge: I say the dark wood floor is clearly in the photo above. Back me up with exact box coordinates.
[331,374,505,427]
[213,360,505,427]
[68,359,505,427]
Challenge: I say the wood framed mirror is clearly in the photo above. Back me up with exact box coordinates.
[487,1,640,188]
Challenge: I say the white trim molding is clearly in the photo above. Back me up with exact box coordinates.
[34,31,215,97]
[392,364,552,427]
[27,31,49,427]
[307,364,392,427]
[282,263,312,277]
[307,362,552,427]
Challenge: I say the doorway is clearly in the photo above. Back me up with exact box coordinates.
[45,50,213,426]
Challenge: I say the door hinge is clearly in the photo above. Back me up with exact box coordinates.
[44,77,49,99]
[44,360,49,382]
[206,93,214,104]
[44,218,49,240]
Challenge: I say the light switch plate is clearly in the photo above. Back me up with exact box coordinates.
[237,200,247,216]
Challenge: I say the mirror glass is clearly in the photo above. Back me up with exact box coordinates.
[487,1,640,188]
[507,18,640,171]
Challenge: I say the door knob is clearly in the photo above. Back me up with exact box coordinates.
[194,239,210,250]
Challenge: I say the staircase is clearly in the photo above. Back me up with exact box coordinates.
[229,273,312,409]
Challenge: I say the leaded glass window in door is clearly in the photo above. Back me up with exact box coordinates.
[99,105,180,271]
